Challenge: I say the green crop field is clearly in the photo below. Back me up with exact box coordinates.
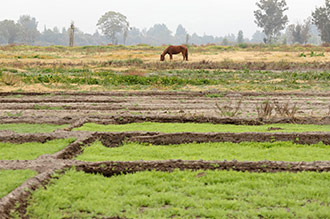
[0,170,36,198]
[74,122,330,133]
[1,44,330,217]
[24,169,330,218]
[76,141,330,162]
[0,123,69,133]
[0,139,75,160]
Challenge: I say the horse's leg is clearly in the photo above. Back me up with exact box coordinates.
[170,53,173,60]
[183,51,188,61]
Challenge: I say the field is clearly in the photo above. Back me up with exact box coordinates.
[0,44,330,218]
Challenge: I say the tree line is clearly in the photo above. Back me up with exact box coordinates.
[0,0,329,46]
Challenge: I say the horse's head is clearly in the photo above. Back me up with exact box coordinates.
[160,54,165,61]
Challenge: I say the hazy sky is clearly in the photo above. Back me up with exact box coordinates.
[0,0,325,38]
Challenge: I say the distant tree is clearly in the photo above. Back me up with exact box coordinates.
[17,15,40,44]
[237,30,244,44]
[190,33,203,45]
[222,38,229,45]
[0,20,20,44]
[146,24,172,45]
[185,34,190,45]
[175,24,188,43]
[38,26,67,46]
[97,11,129,44]
[312,0,330,43]
[286,19,310,44]
[202,34,215,44]
[254,0,289,44]
[251,30,266,43]
[125,27,142,45]
[308,24,322,45]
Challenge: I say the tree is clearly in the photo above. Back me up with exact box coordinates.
[175,24,188,43]
[254,0,289,44]
[286,19,310,44]
[222,38,229,46]
[251,30,266,43]
[0,20,20,44]
[97,11,129,44]
[312,0,330,43]
[185,34,190,45]
[146,24,172,45]
[237,30,244,44]
[17,15,40,44]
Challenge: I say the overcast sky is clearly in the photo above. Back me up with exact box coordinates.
[0,0,325,38]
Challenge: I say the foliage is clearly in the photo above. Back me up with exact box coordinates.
[0,20,20,44]
[0,170,36,198]
[74,122,330,133]
[97,11,129,44]
[312,0,330,43]
[254,0,289,44]
[0,139,75,160]
[237,30,244,44]
[147,24,173,45]
[76,141,330,162]
[26,169,330,218]
[17,15,40,44]
[286,20,311,44]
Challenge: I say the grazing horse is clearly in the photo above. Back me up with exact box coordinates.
[160,45,188,61]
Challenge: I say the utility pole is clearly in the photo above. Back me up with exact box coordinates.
[69,21,75,47]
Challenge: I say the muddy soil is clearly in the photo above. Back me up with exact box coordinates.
[0,91,329,125]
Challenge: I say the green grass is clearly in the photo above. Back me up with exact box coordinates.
[0,123,69,133]
[25,169,330,218]
[74,122,330,133]
[5,67,329,91]
[0,139,75,160]
[0,169,36,198]
[76,141,330,162]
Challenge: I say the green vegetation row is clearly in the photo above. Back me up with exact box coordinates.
[74,122,330,133]
[0,123,69,133]
[76,141,330,162]
[0,139,75,160]
[24,169,330,218]
[0,170,36,198]
[2,68,329,91]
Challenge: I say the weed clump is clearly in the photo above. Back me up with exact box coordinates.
[216,100,242,117]
[1,72,22,85]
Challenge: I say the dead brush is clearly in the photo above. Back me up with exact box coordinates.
[274,101,299,119]
[215,99,242,117]
[256,100,274,119]
[124,68,146,76]
[1,72,22,85]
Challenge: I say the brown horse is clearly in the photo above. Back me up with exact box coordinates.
[160,45,188,61]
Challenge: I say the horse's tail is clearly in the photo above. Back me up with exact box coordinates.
[185,49,188,61]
